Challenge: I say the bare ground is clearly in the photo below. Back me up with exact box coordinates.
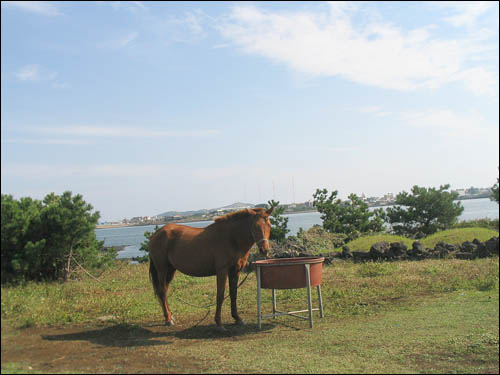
[1,317,260,374]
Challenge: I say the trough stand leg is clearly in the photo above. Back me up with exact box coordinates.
[317,285,324,318]
[305,264,313,328]
[257,265,262,330]
[272,289,277,318]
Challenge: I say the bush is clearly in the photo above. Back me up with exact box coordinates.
[312,189,385,236]
[132,225,160,263]
[385,184,464,237]
[1,192,116,283]
[267,200,290,244]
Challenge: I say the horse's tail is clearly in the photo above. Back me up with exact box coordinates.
[149,260,163,302]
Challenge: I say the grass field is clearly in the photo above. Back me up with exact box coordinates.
[2,254,499,373]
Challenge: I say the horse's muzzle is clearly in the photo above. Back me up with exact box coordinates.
[256,238,270,256]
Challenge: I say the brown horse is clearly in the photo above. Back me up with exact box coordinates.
[148,207,274,330]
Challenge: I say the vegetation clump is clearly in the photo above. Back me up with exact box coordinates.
[312,188,385,237]
[267,199,290,244]
[385,184,464,237]
[1,192,116,284]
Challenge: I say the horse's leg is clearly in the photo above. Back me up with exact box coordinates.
[229,267,244,325]
[215,268,228,330]
[163,262,177,326]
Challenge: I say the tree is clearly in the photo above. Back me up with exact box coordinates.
[132,225,159,263]
[490,168,499,204]
[1,191,116,283]
[312,189,385,237]
[1,195,45,282]
[385,184,464,237]
[267,200,290,244]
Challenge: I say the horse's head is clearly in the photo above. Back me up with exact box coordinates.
[251,207,274,255]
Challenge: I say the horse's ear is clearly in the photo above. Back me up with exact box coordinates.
[246,208,257,215]
[266,206,274,216]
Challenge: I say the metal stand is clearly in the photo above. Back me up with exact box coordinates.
[257,264,324,329]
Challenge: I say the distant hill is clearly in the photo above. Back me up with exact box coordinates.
[156,202,255,218]
[218,202,255,210]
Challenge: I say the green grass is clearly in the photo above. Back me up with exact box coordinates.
[182,290,499,374]
[1,227,498,329]
[331,227,499,253]
[336,234,414,252]
[1,258,498,328]
[421,227,499,248]
[0,363,80,374]
[2,258,498,373]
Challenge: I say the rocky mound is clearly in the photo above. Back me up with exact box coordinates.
[245,236,499,271]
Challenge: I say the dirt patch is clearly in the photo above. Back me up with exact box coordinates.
[1,320,253,374]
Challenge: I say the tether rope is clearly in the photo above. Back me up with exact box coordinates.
[173,267,254,328]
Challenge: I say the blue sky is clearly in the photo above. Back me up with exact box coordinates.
[1,1,499,222]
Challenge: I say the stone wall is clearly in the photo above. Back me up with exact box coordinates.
[246,236,499,270]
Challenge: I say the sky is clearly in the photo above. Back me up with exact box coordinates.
[1,1,499,222]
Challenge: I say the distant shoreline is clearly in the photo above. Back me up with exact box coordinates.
[95,196,493,230]
[95,209,319,229]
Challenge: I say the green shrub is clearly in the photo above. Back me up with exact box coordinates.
[385,184,464,237]
[1,192,116,284]
[313,189,385,236]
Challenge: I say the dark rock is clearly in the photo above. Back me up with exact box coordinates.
[455,252,475,260]
[255,235,498,268]
[352,251,370,262]
[369,241,389,259]
[435,242,450,257]
[484,237,499,256]
[408,241,425,258]
[388,242,408,257]
[461,241,477,253]
[412,241,425,252]
[474,243,489,258]
[414,231,426,239]
[421,250,433,259]
[341,245,353,259]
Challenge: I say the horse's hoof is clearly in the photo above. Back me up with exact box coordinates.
[235,320,245,326]
[166,320,175,326]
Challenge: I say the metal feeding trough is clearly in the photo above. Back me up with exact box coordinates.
[254,257,325,329]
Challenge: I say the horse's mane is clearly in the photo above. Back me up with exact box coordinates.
[214,208,266,223]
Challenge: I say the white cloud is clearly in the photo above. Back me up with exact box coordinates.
[1,163,169,178]
[452,67,499,97]
[14,64,63,86]
[110,1,146,13]
[434,1,495,28]
[14,64,57,81]
[217,3,498,97]
[21,125,220,138]
[100,32,139,49]
[2,138,89,145]
[403,109,497,140]
[163,9,210,43]
[360,106,393,118]
[51,81,70,89]
[14,64,40,81]
[182,10,206,36]
[1,1,62,16]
